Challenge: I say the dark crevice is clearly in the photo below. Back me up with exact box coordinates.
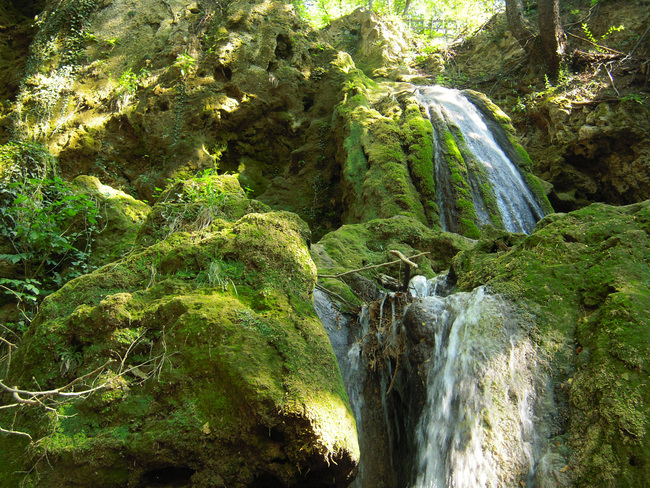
[141,466,195,486]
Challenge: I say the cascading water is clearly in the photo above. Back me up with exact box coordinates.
[408,286,541,488]
[316,85,555,487]
[316,282,548,488]
[415,86,546,234]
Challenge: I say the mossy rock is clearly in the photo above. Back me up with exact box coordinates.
[451,200,650,487]
[313,215,474,301]
[72,175,150,267]
[0,208,358,487]
[332,63,441,228]
[136,173,271,249]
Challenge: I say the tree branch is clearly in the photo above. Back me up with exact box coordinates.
[0,425,32,440]
[317,252,430,279]
[0,359,116,403]
[315,283,356,311]
[567,32,626,56]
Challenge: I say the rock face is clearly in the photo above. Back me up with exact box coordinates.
[0,175,359,487]
[526,98,650,211]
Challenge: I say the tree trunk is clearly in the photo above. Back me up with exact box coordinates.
[538,0,566,76]
[402,0,412,16]
[505,0,536,54]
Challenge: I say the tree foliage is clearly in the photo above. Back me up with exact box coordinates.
[295,0,504,34]
[0,141,100,308]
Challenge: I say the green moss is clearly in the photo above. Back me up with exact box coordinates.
[402,103,439,227]
[512,141,534,169]
[72,175,150,266]
[334,68,432,226]
[522,170,555,215]
[439,129,486,237]
[1,203,358,486]
[342,120,368,208]
[314,216,474,289]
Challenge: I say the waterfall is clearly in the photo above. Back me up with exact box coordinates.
[316,281,548,488]
[409,286,540,488]
[315,86,556,487]
[415,86,546,234]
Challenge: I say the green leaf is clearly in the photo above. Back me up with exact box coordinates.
[0,253,30,263]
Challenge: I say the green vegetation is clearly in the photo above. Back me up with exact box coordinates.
[173,52,198,78]
[295,0,500,35]
[0,178,358,486]
[0,141,99,307]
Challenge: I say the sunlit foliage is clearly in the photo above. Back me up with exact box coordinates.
[295,0,504,35]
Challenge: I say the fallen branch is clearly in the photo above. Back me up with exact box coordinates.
[317,252,430,279]
[0,425,32,440]
[567,32,626,56]
[315,283,356,311]
[0,336,17,349]
[0,360,116,405]
[388,250,419,268]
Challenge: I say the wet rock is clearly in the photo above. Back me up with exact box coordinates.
[452,200,650,487]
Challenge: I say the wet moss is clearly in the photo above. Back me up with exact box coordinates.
[402,102,439,227]
[439,129,483,238]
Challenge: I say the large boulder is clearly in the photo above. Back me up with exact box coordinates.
[0,175,359,488]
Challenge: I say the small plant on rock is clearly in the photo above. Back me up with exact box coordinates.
[173,53,197,78]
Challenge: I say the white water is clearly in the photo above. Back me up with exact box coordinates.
[416,86,545,234]
[316,282,545,488]
[410,286,540,488]
[314,290,371,487]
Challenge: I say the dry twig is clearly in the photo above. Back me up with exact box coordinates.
[317,252,430,279]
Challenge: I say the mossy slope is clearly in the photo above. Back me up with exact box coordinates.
[0,176,358,487]
[451,200,650,488]
[312,215,474,306]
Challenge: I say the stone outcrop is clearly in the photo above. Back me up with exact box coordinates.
[0,174,359,487]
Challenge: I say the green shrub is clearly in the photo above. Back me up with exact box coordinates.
[0,141,100,306]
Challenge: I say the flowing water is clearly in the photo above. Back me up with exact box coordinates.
[415,86,546,234]
[409,286,540,488]
[316,85,553,487]
[316,283,547,488]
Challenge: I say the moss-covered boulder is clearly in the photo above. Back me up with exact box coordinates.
[72,175,150,267]
[313,215,474,306]
[135,172,271,248]
[450,200,650,487]
[0,205,359,487]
